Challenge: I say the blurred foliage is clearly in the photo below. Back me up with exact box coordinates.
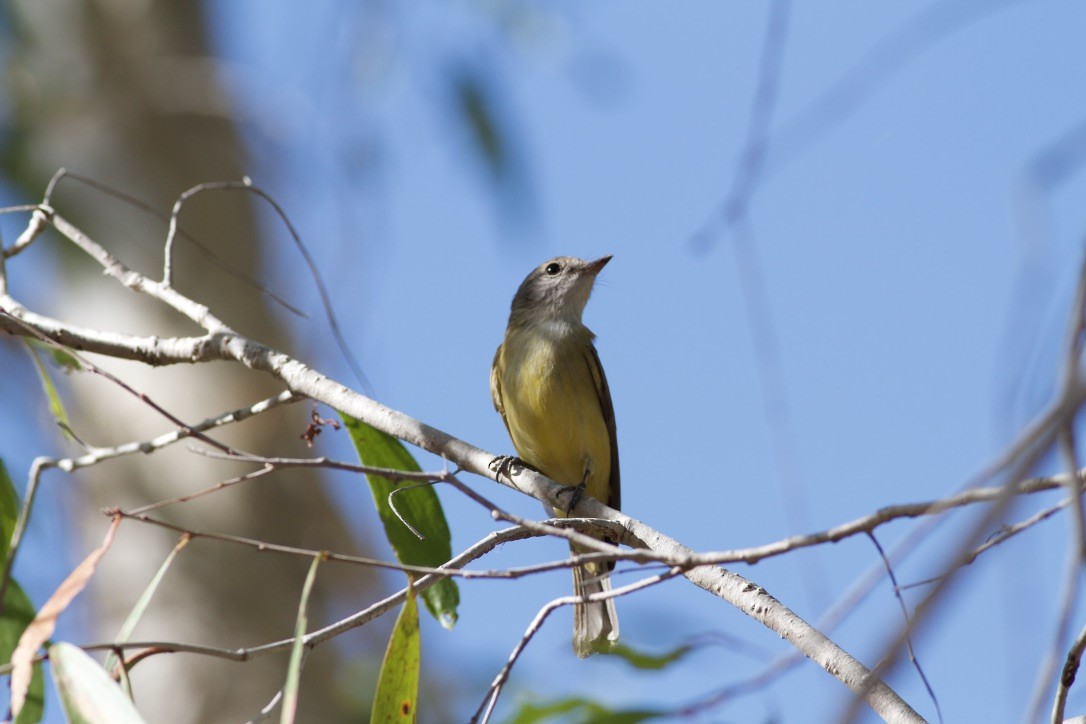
[508,695,664,724]
[0,460,44,724]
[3,581,44,724]
[49,642,145,724]
[605,642,694,671]
[455,69,508,179]
[23,341,73,441]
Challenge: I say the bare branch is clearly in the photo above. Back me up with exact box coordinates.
[474,568,684,723]
[134,448,447,515]
[866,532,943,724]
[113,508,626,582]
[62,391,304,473]
[34,169,306,317]
[902,498,1069,590]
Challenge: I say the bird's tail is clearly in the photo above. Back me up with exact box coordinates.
[571,552,619,658]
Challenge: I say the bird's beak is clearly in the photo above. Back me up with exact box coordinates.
[584,255,612,276]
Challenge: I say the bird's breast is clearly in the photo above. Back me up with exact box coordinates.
[498,327,611,501]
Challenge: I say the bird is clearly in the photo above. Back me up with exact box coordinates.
[490,255,620,657]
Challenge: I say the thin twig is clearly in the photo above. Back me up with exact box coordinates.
[113,509,628,581]
[50,211,232,333]
[473,568,684,723]
[133,449,447,515]
[1,204,51,260]
[160,178,371,394]
[126,466,278,516]
[63,391,304,474]
[901,498,1069,590]
[866,532,942,724]
[40,169,305,316]
[194,448,450,482]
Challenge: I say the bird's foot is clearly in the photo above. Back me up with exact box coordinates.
[556,480,586,515]
[489,455,525,481]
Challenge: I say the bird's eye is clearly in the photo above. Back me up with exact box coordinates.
[545,262,561,275]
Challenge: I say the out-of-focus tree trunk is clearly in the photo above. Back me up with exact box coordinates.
[4,2,384,720]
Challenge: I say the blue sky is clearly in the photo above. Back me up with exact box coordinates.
[8,1,1086,721]
[201,1,1086,720]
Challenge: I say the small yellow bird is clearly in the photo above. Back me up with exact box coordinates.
[490,255,620,657]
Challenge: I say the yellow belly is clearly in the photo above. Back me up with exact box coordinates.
[497,328,611,512]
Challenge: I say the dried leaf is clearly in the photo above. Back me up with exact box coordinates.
[10,516,121,719]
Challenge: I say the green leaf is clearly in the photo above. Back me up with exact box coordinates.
[281,555,321,724]
[103,536,190,675]
[605,642,693,670]
[23,340,73,438]
[340,414,458,628]
[23,339,82,374]
[1,580,44,724]
[503,644,692,723]
[47,346,82,373]
[371,592,420,723]
[49,642,147,724]
[0,459,21,562]
[507,696,663,724]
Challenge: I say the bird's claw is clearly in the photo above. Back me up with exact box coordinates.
[556,481,586,515]
[489,455,523,481]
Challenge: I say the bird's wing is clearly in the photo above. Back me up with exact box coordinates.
[490,344,512,436]
[586,344,620,511]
